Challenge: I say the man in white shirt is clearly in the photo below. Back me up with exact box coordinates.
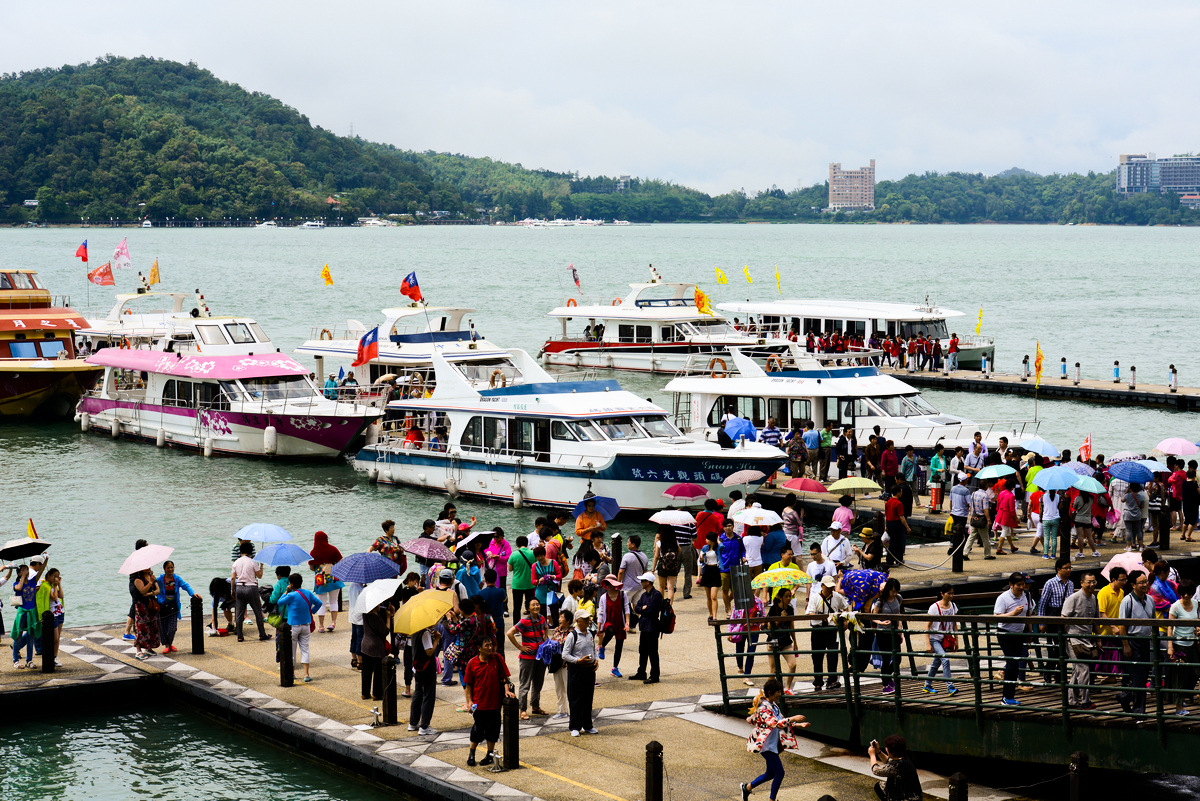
[527,516,545,550]
[805,543,837,604]
[231,542,269,642]
[804,575,849,690]
[821,521,853,566]
[727,491,746,536]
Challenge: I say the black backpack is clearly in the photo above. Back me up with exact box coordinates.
[659,598,676,635]
[659,548,679,574]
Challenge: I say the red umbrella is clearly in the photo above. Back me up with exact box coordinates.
[781,477,828,494]
[662,482,710,501]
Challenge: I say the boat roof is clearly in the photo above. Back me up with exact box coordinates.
[86,349,309,380]
[548,282,728,322]
[664,349,921,398]
[381,305,476,320]
[716,299,966,322]
[0,308,87,332]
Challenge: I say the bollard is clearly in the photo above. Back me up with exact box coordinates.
[41,610,55,673]
[987,355,994,379]
[279,623,294,687]
[948,772,969,801]
[1170,364,1178,393]
[1069,751,1088,801]
[1129,366,1136,391]
[980,353,989,377]
[1021,355,1029,382]
[645,741,664,801]
[941,355,949,376]
[190,594,205,655]
[1112,360,1120,384]
[1074,362,1081,386]
[1060,357,1067,380]
[950,519,964,574]
[383,654,398,725]
[502,695,520,769]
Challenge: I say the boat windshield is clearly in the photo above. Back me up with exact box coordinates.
[237,376,315,400]
[634,415,681,438]
[593,417,645,440]
[567,420,605,442]
[870,394,940,417]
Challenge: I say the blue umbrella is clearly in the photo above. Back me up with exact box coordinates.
[1073,475,1107,494]
[256,542,313,566]
[331,551,403,584]
[233,523,292,543]
[1032,465,1082,491]
[1063,461,1095,477]
[1020,437,1059,458]
[976,464,1016,480]
[1136,459,1170,474]
[723,417,757,442]
[1107,461,1153,484]
[573,493,621,521]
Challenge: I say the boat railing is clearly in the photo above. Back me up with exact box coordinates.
[956,334,995,348]
[869,418,1040,443]
[550,369,600,382]
[309,324,367,342]
[0,294,72,310]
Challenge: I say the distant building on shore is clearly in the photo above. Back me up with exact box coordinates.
[1117,153,1200,196]
[828,160,875,211]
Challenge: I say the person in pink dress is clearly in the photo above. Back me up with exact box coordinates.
[994,480,1021,555]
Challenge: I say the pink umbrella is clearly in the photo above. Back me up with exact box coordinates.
[1156,437,1199,456]
[781,477,828,494]
[118,544,174,575]
[662,483,710,501]
[1101,551,1146,581]
[723,469,767,488]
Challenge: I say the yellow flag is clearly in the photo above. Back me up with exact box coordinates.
[744,265,753,284]
[1034,340,1044,387]
[976,305,982,335]
[321,263,333,287]
[147,259,161,286]
[27,518,38,539]
[775,265,781,296]
[715,266,728,285]
[694,287,714,316]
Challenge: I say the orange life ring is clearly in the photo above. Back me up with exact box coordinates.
[708,357,727,379]
[490,369,507,388]
[612,298,622,306]
[566,298,577,307]
[320,328,333,340]
[124,309,132,316]
[766,355,783,372]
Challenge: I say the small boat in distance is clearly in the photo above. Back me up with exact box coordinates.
[141,220,152,228]
[299,220,326,229]
[255,220,278,229]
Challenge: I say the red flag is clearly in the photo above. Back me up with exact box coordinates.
[400,271,423,303]
[75,240,88,263]
[352,326,380,367]
[87,261,115,286]
[1079,434,1092,462]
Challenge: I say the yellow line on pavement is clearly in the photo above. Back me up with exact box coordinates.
[518,761,632,801]
[206,650,375,712]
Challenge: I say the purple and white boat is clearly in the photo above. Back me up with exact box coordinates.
[75,316,381,458]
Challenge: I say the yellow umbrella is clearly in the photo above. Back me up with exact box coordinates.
[827,476,882,494]
[751,567,811,589]
[393,589,454,635]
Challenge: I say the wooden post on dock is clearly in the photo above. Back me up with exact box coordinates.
[40,611,55,673]
[948,772,968,801]
[190,595,205,655]
[645,741,664,801]
[1069,752,1087,801]
[279,624,294,687]
[502,695,520,769]
[383,655,398,725]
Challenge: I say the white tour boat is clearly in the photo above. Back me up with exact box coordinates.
[79,290,213,349]
[255,220,279,229]
[352,348,788,511]
[75,316,381,458]
[299,220,326,229]
[540,269,789,374]
[717,298,995,368]
[665,349,1037,455]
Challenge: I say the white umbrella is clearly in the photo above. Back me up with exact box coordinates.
[732,507,783,527]
[1108,451,1141,464]
[649,510,696,526]
[355,577,403,615]
[723,469,767,487]
[118,544,174,575]
[0,538,51,562]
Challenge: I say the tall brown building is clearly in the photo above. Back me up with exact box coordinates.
[828,159,876,210]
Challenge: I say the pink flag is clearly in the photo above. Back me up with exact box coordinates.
[112,237,132,270]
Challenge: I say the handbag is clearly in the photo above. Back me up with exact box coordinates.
[267,613,284,629]
[969,513,988,529]
[942,634,958,652]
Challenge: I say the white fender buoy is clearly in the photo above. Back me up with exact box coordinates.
[417,472,427,484]
[365,421,381,446]
[80,412,90,432]
[444,477,460,497]
[511,482,525,509]
[110,420,120,439]
[573,353,583,365]
[367,466,379,483]
[203,437,214,458]
[156,428,166,447]
[263,425,278,456]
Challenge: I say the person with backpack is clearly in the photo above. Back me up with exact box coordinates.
[653,525,682,604]
[275,574,324,683]
[630,572,663,684]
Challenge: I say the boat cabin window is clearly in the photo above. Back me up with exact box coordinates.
[898,321,949,339]
[461,416,483,450]
[845,320,866,339]
[8,273,34,290]
[847,398,877,418]
[803,318,821,335]
[824,319,843,335]
[162,379,194,407]
[224,323,256,344]
[904,393,940,415]
[9,342,37,358]
[617,324,652,344]
[196,325,228,345]
[593,417,643,440]
[509,419,536,454]
[660,326,675,343]
[551,420,577,441]
[0,274,10,290]
[707,396,766,428]
[767,399,789,428]
[568,420,605,441]
[249,322,269,342]
[38,340,65,358]
[238,376,313,400]
[195,382,228,410]
[485,417,507,451]
[634,415,681,438]
[789,399,813,427]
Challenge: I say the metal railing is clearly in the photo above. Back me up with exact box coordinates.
[711,611,1200,736]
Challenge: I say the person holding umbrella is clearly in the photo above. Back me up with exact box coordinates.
[11,564,39,669]
[574,495,608,541]
[309,532,345,632]
[231,542,270,642]
[132,567,161,660]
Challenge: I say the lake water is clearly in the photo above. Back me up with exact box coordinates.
[2,224,1198,625]
[0,707,405,800]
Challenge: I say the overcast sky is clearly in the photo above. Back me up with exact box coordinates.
[4,2,1198,195]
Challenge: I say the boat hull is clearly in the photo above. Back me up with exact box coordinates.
[76,397,379,458]
[353,446,787,511]
[0,361,104,419]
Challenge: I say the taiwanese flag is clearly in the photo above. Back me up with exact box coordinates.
[76,240,88,263]
[87,261,115,286]
[352,326,380,367]
[400,271,423,303]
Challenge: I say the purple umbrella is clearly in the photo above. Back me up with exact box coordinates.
[399,538,455,563]
[1063,461,1095,476]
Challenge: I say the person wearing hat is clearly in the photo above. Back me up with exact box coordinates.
[596,575,630,677]
[821,521,853,566]
[852,528,883,571]
[322,372,338,400]
[629,572,663,684]
[341,370,359,388]
[805,574,849,691]
[562,608,599,736]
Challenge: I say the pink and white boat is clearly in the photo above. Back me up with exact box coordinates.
[75,316,381,458]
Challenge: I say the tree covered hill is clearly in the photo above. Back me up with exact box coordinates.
[1,56,1195,226]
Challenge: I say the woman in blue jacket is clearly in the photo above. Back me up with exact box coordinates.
[156,561,201,654]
